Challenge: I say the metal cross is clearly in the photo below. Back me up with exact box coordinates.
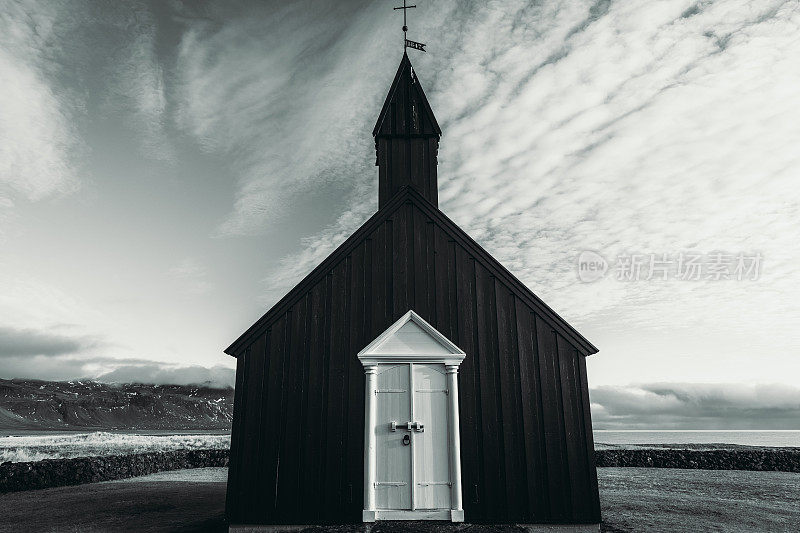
[393,0,416,49]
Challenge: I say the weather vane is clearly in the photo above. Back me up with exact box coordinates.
[394,0,426,52]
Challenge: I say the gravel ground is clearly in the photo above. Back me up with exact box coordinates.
[1,467,798,532]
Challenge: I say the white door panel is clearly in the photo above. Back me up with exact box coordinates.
[413,363,451,510]
[374,362,451,511]
[375,364,412,510]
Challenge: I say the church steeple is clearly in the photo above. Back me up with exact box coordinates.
[373,52,441,209]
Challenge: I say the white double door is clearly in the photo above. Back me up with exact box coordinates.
[375,362,451,511]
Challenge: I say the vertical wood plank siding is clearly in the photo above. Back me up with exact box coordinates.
[224,346,248,519]
[227,201,600,525]
[377,136,439,209]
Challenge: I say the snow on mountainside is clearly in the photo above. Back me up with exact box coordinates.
[0,379,233,431]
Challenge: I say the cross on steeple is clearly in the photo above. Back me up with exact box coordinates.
[394,0,426,52]
[393,0,415,42]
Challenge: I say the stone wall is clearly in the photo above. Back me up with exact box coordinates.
[2,447,798,494]
[595,448,800,472]
[0,449,228,493]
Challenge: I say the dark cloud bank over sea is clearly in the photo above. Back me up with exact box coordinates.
[0,325,235,389]
[0,326,99,357]
[591,382,800,430]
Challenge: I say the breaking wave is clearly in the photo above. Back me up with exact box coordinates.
[0,432,231,463]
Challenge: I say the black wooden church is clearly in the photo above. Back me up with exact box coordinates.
[225,53,601,530]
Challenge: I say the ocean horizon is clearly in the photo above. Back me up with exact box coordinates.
[593,430,800,447]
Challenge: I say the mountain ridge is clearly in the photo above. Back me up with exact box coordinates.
[0,379,233,431]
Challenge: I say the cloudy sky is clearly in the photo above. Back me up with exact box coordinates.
[1,0,799,428]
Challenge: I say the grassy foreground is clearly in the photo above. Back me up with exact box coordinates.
[599,467,800,532]
[0,468,228,533]
[0,467,798,532]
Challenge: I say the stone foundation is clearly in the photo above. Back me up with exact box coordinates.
[229,524,600,533]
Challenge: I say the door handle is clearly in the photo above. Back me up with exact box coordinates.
[389,421,423,432]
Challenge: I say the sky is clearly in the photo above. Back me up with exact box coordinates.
[1,0,799,428]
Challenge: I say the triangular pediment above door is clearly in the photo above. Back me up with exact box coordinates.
[358,311,465,365]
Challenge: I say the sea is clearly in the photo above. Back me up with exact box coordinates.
[593,430,800,447]
[1,430,797,463]
[0,431,231,463]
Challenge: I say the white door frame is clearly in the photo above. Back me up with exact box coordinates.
[358,310,466,522]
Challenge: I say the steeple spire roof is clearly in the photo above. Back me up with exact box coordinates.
[372,53,442,209]
[373,52,441,138]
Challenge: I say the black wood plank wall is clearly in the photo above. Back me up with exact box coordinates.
[377,137,440,211]
[227,200,600,525]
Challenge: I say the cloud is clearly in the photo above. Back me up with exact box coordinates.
[0,2,81,204]
[0,327,98,358]
[0,352,234,388]
[174,0,387,236]
[590,382,800,430]
[0,1,176,219]
[0,354,125,383]
[60,1,175,161]
[424,0,800,331]
[0,275,107,338]
[0,0,174,243]
[260,206,372,306]
[167,257,214,295]
[96,364,235,388]
[99,1,174,161]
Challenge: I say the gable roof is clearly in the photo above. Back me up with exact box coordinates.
[225,187,598,357]
[373,52,441,138]
[358,310,466,357]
